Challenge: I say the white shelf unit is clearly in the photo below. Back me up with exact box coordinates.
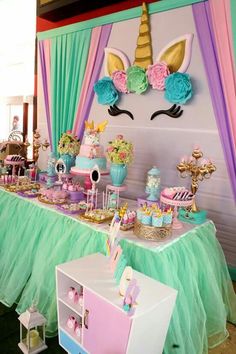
[57,271,83,317]
[56,253,177,354]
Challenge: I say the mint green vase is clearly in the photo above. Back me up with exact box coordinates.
[60,154,76,173]
[110,163,127,187]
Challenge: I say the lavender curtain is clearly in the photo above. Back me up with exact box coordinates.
[192,2,236,201]
[39,40,52,146]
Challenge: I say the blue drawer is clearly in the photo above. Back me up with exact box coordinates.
[59,329,87,354]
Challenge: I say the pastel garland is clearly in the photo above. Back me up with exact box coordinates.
[94,61,193,106]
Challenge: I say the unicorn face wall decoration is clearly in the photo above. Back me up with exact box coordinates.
[94,2,194,121]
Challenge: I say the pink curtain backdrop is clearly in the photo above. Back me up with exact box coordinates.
[193,1,236,202]
[72,26,102,136]
[209,0,236,151]
[72,24,112,140]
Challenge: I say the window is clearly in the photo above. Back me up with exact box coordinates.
[0,0,36,160]
[0,96,34,159]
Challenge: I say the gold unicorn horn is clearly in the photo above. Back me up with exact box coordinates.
[133,2,153,69]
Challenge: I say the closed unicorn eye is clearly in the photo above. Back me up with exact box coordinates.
[108,105,134,120]
[150,104,183,120]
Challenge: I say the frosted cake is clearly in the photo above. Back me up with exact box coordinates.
[71,120,108,173]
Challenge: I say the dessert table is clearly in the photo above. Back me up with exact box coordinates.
[0,188,235,354]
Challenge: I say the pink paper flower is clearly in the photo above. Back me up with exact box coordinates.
[107,146,114,152]
[116,134,124,140]
[147,62,170,90]
[119,151,127,160]
[112,70,129,93]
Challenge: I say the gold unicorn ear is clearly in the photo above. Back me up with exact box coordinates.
[134,2,153,69]
[156,34,194,73]
[104,48,130,77]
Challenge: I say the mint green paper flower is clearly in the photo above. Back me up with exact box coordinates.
[165,72,192,104]
[94,77,119,105]
[127,66,148,94]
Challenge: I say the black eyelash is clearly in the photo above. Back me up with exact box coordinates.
[108,105,134,120]
[150,104,183,120]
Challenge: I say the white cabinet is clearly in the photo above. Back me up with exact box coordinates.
[56,253,177,354]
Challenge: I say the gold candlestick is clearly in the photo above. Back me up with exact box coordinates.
[33,131,50,163]
[176,148,216,212]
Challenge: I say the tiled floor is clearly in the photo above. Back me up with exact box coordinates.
[0,282,235,353]
[209,323,236,354]
[209,282,236,354]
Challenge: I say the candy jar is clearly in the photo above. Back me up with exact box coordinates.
[47,152,57,177]
[108,193,118,209]
[145,166,161,201]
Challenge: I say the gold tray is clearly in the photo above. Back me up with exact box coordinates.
[4,183,40,193]
[4,185,17,192]
[38,195,67,205]
[120,223,134,231]
[79,213,114,224]
[133,219,172,241]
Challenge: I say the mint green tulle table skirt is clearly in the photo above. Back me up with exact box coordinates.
[0,189,235,354]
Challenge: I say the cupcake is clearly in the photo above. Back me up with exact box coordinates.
[128,211,134,224]
[122,214,128,224]
[53,190,67,201]
[75,183,82,191]
[163,208,173,224]
[68,184,76,191]
[131,210,136,223]
[152,211,163,227]
[142,212,152,225]
[137,208,144,221]
[45,189,53,200]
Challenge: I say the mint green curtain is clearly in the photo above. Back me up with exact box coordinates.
[231,0,236,66]
[37,0,204,40]
[51,29,91,153]
[0,190,236,354]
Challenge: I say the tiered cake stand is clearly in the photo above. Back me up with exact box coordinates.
[4,159,25,178]
[160,193,194,230]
